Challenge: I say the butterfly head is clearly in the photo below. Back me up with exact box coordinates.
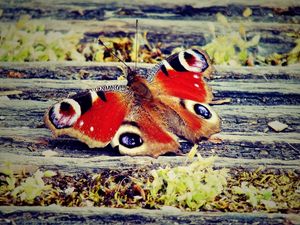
[126,68,138,84]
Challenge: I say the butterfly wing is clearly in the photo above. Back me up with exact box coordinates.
[148,48,221,143]
[110,103,180,157]
[44,90,131,148]
[150,48,214,103]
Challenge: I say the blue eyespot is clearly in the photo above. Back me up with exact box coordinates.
[194,104,211,119]
[119,133,143,148]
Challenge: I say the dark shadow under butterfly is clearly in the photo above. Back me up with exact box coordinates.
[44,48,221,157]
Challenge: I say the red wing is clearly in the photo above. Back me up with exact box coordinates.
[150,48,214,103]
[44,90,131,148]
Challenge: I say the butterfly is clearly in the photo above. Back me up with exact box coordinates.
[44,48,221,157]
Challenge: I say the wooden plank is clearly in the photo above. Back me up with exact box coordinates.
[3,127,300,145]
[0,78,126,91]
[0,151,299,171]
[1,206,299,225]
[0,127,299,160]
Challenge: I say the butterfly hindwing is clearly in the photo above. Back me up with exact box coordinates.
[148,48,220,143]
[111,106,180,157]
[157,95,221,143]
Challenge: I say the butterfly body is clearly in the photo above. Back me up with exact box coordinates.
[45,49,220,157]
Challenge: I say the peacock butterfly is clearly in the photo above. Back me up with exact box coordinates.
[44,48,221,157]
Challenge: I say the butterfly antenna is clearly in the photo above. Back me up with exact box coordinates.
[135,19,138,70]
[98,38,132,72]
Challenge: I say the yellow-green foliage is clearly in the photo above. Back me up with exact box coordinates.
[147,153,229,210]
[0,164,54,204]
[232,182,275,210]
[0,158,299,212]
[1,13,299,66]
[10,170,52,203]
[202,13,260,66]
[0,15,84,62]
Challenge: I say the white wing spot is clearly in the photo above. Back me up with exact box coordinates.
[90,126,94,132]
[79,121,84,127]
[194,83,200,88]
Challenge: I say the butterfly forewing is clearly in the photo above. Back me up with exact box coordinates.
[45,90,131,148]
[151,48,214,103]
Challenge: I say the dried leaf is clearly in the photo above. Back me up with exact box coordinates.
[7,71,24,78]
[208,135,223,144]
[243,7,252,17]
[268,121,288,132]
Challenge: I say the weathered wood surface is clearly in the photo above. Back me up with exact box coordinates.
[1,127,299,160]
